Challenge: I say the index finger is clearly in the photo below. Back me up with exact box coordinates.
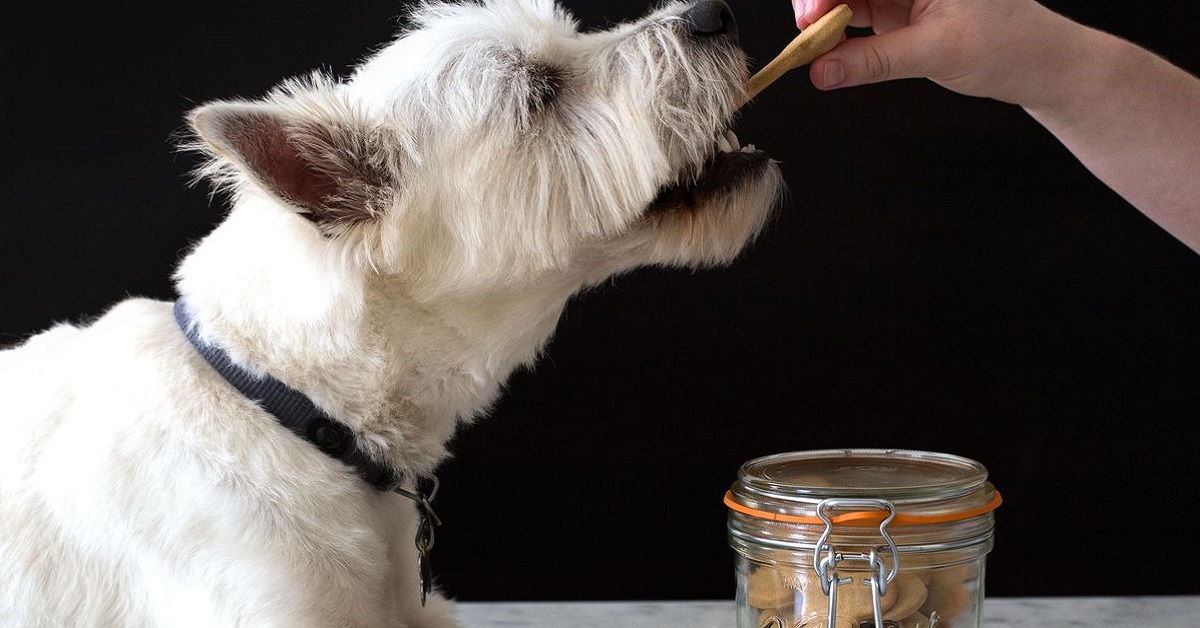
[796,0,872,28]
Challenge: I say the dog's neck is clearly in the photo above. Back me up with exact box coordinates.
[173,295,447,605]
[174,299,405,490]
[173,198,580,476]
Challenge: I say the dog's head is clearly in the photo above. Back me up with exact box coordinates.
[186,0,782,299]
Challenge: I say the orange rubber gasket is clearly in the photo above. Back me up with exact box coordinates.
[724,490,1002,526]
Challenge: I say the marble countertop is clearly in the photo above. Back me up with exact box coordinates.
[456,596,1199,627]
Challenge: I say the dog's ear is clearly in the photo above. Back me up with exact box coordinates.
[188,95,399,234]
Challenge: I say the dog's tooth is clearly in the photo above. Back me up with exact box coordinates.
[740,143,758,153]
[725,130,741,150]
[716,134,732,153]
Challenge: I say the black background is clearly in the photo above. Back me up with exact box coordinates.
[4,0,1198,603]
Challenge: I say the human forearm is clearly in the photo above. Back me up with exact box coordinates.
[794,0,1200,252]
[1022,25,1200,252]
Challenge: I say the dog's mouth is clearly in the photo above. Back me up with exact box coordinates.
[646,128,772,214]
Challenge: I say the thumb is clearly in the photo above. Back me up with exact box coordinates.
[809,28,931,90]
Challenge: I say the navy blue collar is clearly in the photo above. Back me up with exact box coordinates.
[174,300,404,491]
[174,300,442,605]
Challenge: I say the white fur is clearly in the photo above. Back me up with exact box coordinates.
[0,0,783,625]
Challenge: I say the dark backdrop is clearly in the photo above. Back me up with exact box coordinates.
[4,0,1198,602]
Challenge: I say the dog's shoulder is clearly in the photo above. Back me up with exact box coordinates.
[0,298,187,424]
[4,296,173,349]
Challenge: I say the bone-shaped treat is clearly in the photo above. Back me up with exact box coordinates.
[744,4,854,103]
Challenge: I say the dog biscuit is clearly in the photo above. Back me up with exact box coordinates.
[747,565,799,609]
[744,4,853,102]
[747,569,953,627]
[920,564,974,620]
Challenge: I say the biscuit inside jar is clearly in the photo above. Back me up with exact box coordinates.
[745,563,976,628]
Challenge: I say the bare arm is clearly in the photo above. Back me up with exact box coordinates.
[794,0,1200,253]
[1022,22,1200,252]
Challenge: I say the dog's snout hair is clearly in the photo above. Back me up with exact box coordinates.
[0,1,784,625]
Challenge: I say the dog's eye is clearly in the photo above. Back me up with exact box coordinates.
[496,49,564,115]
[526,62,563,109]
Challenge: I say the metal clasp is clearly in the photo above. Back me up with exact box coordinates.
[813,498,901,628]
[394,475,442,607]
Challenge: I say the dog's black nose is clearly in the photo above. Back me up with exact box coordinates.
[681,0,739,42]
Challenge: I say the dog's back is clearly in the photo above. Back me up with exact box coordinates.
[1,300,177,622]
[0,300,450,626]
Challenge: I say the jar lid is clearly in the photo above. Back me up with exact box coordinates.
[726,449,1001,526]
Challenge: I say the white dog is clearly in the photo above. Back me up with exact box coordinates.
[0,0,782,625]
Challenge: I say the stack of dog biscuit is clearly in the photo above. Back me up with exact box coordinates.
[748,562,977,627]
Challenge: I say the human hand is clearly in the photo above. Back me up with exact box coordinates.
[791,0,1086,107]
[793,0,1200,253]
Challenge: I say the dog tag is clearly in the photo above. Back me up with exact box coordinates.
[415,514,435,606]
[417,535,434,606]
[396,476,442,607]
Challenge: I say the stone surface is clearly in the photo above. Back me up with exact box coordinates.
[456,596,1200,627]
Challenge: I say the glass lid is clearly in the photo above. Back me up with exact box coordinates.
[728,449,999,523]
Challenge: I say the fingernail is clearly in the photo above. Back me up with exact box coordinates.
[820,59,846,89]
[792,0,809,24]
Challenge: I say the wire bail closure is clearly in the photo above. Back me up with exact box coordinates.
[814,498,901,628]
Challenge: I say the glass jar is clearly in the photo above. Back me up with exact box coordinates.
[725,449,1002,628]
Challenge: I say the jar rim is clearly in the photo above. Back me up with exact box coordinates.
[724,488,1002,526]
[726,449,1001,524]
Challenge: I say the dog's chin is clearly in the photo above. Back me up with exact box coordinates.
[646,131,773,215]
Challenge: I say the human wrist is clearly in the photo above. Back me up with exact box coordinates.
[1013,12,1116,118]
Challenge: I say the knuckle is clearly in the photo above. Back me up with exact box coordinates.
[862,46,893,81]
